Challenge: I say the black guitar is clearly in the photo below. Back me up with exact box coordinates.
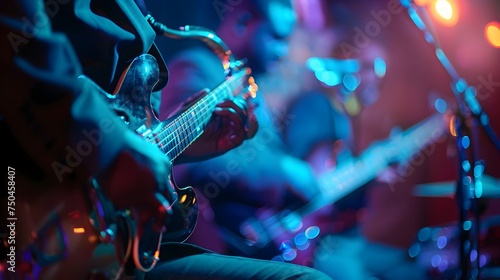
[8,54,255,280]
[83,53,256,275]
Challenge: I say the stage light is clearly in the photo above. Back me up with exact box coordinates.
[430,0,459,27]
[485,21,500,48]
[73,227,85,234]
[435,0,452,20]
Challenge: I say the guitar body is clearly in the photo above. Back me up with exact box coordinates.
[82,53,198,272]
[92,54,199,231]
[98,54,163,132]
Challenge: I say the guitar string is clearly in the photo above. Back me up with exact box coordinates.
[162,80,235,158]
[154,72,240,148]
[157,76,236,154]
[154,74,242,157]
[162,103,213,158]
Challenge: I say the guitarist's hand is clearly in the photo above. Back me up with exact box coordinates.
[99,130,175,237]
[178,90,258,163]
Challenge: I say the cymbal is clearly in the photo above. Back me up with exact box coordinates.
[413,175,500,198]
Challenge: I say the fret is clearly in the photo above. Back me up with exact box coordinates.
[164,139,171,156]
[172,136,178,159]
[160,131,169,153]
[152,69,247,161]
[185,117,193,145]
[184,120,194,149]
[180,114,190,149]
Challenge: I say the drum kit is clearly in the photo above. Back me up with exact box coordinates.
[414,175,500,199]
[412,176,500,279]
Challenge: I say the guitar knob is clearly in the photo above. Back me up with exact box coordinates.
[99,228,116,243]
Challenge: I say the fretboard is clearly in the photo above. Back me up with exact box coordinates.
[153,69,247,161]
[237,112,448,246]
[305,112,448,216]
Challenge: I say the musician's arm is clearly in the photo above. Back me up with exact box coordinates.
[0,0,173,233]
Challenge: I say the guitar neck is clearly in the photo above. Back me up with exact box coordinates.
[240,114,448,247]
[153,70,247,161]
[301,112,448,217]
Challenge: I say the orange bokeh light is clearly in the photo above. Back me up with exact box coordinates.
[429,0,459,27]
[73,227,85,234]
[485,22,500,48]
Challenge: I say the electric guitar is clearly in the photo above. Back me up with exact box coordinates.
[230,111,450,266]
[9,54,255,280]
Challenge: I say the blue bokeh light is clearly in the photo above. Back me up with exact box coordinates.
[434,98,448,113]
[437,236,448,249]
[373,57,387,78]
[282,249,297,261]
[343,73,360,91]
[305,226,320,239]
[462,136,470,149]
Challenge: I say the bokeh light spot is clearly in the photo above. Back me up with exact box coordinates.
[485,22,500,48]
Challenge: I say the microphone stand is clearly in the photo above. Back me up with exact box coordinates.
[401,1,500,279]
